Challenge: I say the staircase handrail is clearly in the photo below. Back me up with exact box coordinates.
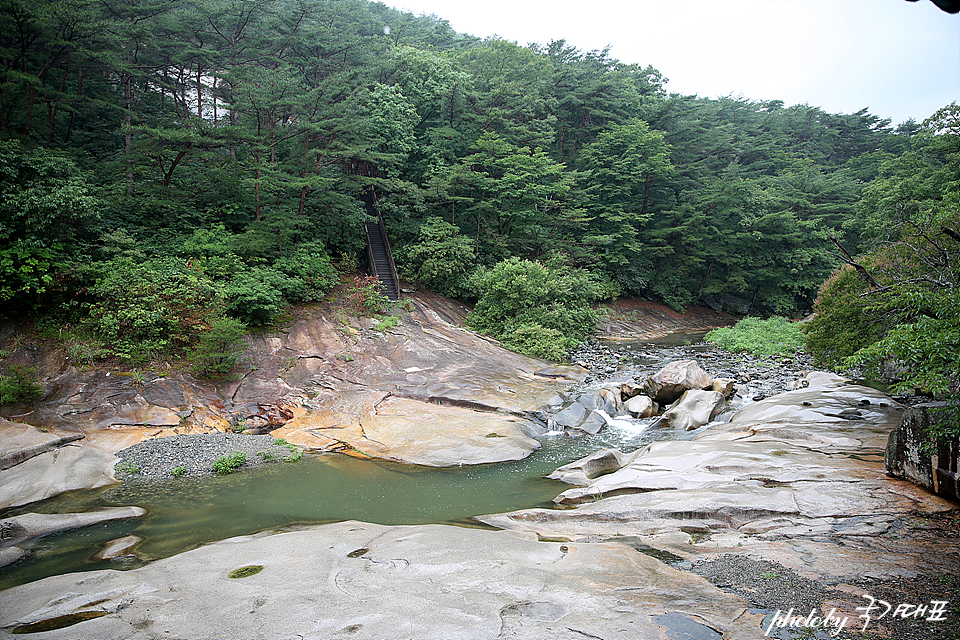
[369,187,400,300]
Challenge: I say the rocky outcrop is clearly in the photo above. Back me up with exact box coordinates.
[0,507,147,568]
[0,521,762,640]
[642,359,714,404]
[3,293,582,473]
[886,402,960,500]
[0,421,117,511]
[660,389,726,430]
[479,375,956,542]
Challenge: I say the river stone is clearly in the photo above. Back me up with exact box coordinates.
[0,546,26,569]
[711,377,736,398]
[596,387,623,416]
[0,508,147,548]
[624,394,657,418]
[0,521,762,640]
[660,390,726,431]
[95,535,143,561]
[547,448,630,486]
[642,359,714,404]
[620,381,644,399]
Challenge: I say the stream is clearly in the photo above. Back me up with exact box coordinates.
[0,332,795,591]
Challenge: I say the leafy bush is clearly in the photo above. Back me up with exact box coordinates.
[466,258,602,360]
[803,264,891,369]
[86,257,219,361]
[213,451,246,475]
[189,316,247,379]
[705,316,806,356]
[0,364,43,404]
[398,217,474,296]
[342,275,390,316]
[499,323,573,361]
[273,244,339,302]
[222,267,303,325]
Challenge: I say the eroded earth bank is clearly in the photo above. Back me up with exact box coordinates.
[1,294,958,639]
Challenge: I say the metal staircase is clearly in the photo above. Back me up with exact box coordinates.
[363,190,400,301]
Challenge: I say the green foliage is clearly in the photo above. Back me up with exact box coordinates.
[372,314,400,332]
[467,258,602,359]
[213,451,247,475]
[342,275,390,317]
[0,364,43,405]
[803,264,892,369]
[222,268,302,326]
[85,258,219,363]
[398,217,474,296]
[846,289,960,397]
[807,105,960,450]
[114,461,140,476]
[189,317,247,379]
[273,246,340,302]
[705,316,806,356]
[499,323,574,361]
[170,465,186,477]
[273,438,304,462]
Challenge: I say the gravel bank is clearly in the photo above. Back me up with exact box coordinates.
[114,433,302,480]
[569,339,818,401]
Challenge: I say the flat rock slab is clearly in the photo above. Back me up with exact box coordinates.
[280,396,542,466]
[0,422,117,511]
[479,382,956,546]
[0,521,764,640]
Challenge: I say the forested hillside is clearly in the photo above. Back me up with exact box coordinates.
[0,0,956,396]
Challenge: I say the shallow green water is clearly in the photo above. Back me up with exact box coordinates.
[1,424,672,590]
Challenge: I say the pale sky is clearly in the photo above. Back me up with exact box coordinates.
[384,0,960,126]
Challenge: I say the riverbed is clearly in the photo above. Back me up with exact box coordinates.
[0,335,813,591]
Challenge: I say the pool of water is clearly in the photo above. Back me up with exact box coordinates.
[0,412,690,590]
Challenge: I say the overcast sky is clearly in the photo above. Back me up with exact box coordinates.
[384,0,959,126]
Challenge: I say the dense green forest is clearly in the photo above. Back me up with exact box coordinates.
[0,0,956,413]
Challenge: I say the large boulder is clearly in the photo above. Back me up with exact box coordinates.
[660,390,727,431]
[548,396,607,435]
[642,360,713,405]
[624,394,657,418]
[886,403,960,501]
[547,448,631,486]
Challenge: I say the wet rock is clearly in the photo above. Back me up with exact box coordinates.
[0,546,26,569]
[643,359,714,405]
[596,387,623,416]
[886,402,960,500]
[0,521,761,640]
[620,381,644,399]
[624,394,657,418]
[547,449,630,486]
[661,390,727,431]
[94,535,143,561]
[0,507,147,548]
[711,378,736,398]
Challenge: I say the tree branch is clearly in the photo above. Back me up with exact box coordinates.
[829,234,880,288]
